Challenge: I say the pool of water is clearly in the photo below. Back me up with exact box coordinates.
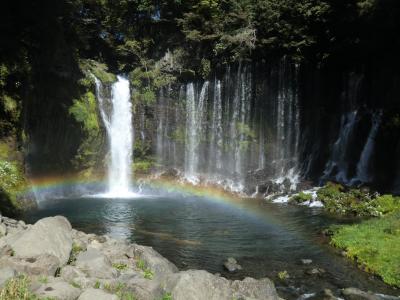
[23,189,398,299]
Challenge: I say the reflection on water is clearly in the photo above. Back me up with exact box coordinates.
[23,191,397,299]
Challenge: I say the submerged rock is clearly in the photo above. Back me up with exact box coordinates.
[223,257,242,273]
[342,287,380,300]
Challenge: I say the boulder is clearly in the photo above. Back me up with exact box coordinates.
[223,257,242,272]
[34,281,82,300]
[75,248,117,279]
[131,244,178,278]
[125,277,164,300]
[0,254,60,276]
[231,277,279,300]
[166,270,279,300]
[0,223,7,236]
[0,267,16,288]
[78,288,118,300]
[4,216,72,266]
[342,288,380,300]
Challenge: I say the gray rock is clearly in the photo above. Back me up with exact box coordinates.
[0,223,7,236]
[60,265,87,283]
[300,259,313,265]
[166,270,279,300]
[223,257,242,272]
[0,267,16,288]
[231,277,279,300]
[5,216,72,266]
[34,281,82,300]
[131,244,178,279]
[75,248,117,279]
[0,254,60,276]
[342,288,380,300]
[125,277,164,300]
[78,288,118,300]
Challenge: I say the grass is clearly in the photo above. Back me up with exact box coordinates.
[68,243,83,265]
[160,293,173,300]
[0,275,53,300]
[330,211,400,287]
[38,276,48,284]
[112,263,128,271]
[136,259,154,280]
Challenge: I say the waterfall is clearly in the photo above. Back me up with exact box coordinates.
[352,112,382,184]
[322,111,358,183]
[184,81,209,182]
[208,78,223,174]
[94,75,134,197]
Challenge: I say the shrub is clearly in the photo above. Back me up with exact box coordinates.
[289,192,312,203]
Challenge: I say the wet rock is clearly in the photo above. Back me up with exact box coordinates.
[130,244,178,279]
[159,168,179,179]
[3,216,72,266]
[308,289,337,300]
[0,254,60,276]
[300,259,313,265]
[342,287,380,300]
[75,248,117,279]
[223,257,242,272]
[34,281,82,300]
[78,288,118,300]
[305,268,325,276]
[0,267,16,288]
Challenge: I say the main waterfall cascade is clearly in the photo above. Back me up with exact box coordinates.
[93,75,134,197]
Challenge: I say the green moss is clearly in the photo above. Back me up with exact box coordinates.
[0,142,10,160]
[160,293,173,300]
[289,192,312,203]
[136,259,154,280]
[330,211,400,287]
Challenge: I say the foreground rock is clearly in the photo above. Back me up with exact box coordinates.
[0,215,280,299]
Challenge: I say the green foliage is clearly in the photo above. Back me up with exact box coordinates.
[69,91,103,169]
[289,192,312,203]
[0,274,36,300]
[68,242,84,265]
[70,281,81,289]
[160,293,173,300]
[278,270,289,281]
[133,159,154,174]
[0,159,26,210]
[171,127,186,144]
[136,259,154,280]
[373,195,400,215]
[317,182,400,217]
[331,211,400,287]
[80,60,116,85]
[94,281,101,289]
[112,263,128,271]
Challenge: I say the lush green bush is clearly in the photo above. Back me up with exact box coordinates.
[331,211,400,287]
[316,182,393,217]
